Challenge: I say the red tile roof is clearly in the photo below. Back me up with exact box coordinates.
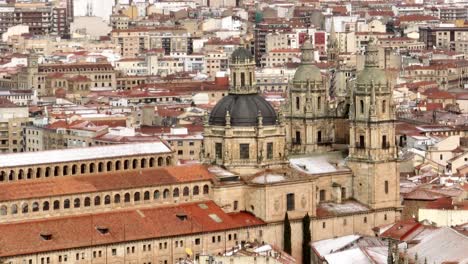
[422,88,456,100]
[0,98,18,108]
[0,164,214,202]
[380,219,424,241]
[0,201,265,257]
[403,188,447,201]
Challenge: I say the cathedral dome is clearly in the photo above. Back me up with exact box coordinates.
[293,64,322,83]
[293,39,322,83]
[230,47,253,63]
[209,94,277,126]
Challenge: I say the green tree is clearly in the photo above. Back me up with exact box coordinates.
[302,213,311,264]
[283,212,292,254]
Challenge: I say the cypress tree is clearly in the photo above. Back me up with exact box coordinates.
[302,213,311,264]
[283,212,292,254]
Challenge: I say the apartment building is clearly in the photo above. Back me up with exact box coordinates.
[420,26,468,54]
[111,27,192,58]
[0,2,69,37]
[260,48,301,68]
[0,98,29,153]
[205,51,229,79]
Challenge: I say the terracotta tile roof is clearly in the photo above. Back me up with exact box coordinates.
[0,164,214,202]
[380,219,424,241]
[0,201,265,257]
[403,188,448,201]
[397,14,439,22]
[368,10,394,17]
[0,98,18,108]
[422,88,456,100]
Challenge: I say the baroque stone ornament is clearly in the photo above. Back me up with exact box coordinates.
[301,195,307,209]
[274,199,280,212]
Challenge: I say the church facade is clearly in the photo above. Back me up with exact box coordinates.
[202,38,401,261]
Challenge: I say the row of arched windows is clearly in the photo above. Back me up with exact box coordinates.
[0,156,172,182]
[0,184,210,217]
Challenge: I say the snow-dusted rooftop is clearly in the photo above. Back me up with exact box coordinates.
[0,142,172,167]
[290,152,348,174]
[312,235,361,257]
[251,174,286,184]
[318,201,369,216]
[407,227,468,264]
[324,247,370,264]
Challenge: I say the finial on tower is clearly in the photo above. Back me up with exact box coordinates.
[364,37,379,68]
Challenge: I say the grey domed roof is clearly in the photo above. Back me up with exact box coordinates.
[231,47,253,62]
[293,64,322,83]
[209,94,277,126]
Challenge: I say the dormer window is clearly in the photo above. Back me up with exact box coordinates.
[40,232,52,241]
[176,213,188,221]
[96,226,109,235]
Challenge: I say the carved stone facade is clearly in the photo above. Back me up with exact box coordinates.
[346,38,400,210]
[284,39,335,153]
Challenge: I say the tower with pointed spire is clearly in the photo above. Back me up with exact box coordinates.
[284,38,334,154]
[346,38,400,210]
[327,17,339,66]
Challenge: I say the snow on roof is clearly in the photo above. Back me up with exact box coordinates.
[253,244,273,253]
[312,235,361,257]
[0,142,172,167]
[289,152,347,174]
[251,174,286,184]
[324,247,370,264]
[407,227,468,264]
[363,247,387,264]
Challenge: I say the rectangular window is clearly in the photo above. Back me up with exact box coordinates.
[286,193,295,211]
[267,142,273,159]
[359,135,365,148]
[317,96,321,110]
[341,187,346,199]
[112,249,117,256]
[382,135,388,149]
[385,181,389,194]
[195,238,200,245]
[215,143,222,159]
[317,131,322,143]
[239,144,249,159]
[295,131,301,145]
[233,200,238,210]
[319,190,326,202]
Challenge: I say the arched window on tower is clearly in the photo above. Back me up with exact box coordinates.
[360,100,364,114]
[382,100,387,113]
[233,72,236,87]
[296,97,300,110]
[240,72,245,86]
[249,72,253,86]
[317,96,322,110]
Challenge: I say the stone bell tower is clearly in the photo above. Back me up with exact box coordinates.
[285,38,334,154]
[346,38,400,210]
